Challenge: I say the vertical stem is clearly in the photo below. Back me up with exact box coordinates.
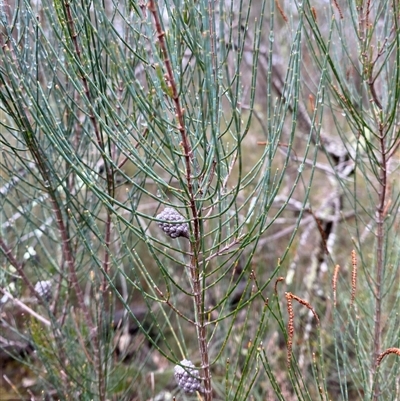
[372,127,387,401]
[61,3,115,399]
[147,1,211,398]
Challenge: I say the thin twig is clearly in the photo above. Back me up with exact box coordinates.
[153,286,196,325]
[201,238,242,264]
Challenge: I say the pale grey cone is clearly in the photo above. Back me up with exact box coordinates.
[156,208,189,239]
[174,359,202,393]
[34,280,52,301]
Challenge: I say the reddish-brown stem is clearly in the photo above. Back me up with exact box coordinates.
[147,1,211,398]
[369,82,383,110]
[64,4,102,148]
[63,0,114,278]
[372,128,387,401]
[61,4,115,399]
[147,0,198,238]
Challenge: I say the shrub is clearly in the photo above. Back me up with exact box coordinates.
[0,0,399,400]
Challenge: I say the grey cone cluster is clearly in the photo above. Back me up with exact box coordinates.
[156,208,189,239]
[34,280,52,301]
[174,359,202,393]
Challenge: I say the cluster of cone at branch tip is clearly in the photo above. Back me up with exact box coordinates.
[156,207,189,239]
[174,359,203,393]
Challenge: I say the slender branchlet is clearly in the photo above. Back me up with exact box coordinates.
[154,286,196,325]
[207,0,217,81]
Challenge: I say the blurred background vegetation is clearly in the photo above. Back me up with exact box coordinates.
[0,0,399,399]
